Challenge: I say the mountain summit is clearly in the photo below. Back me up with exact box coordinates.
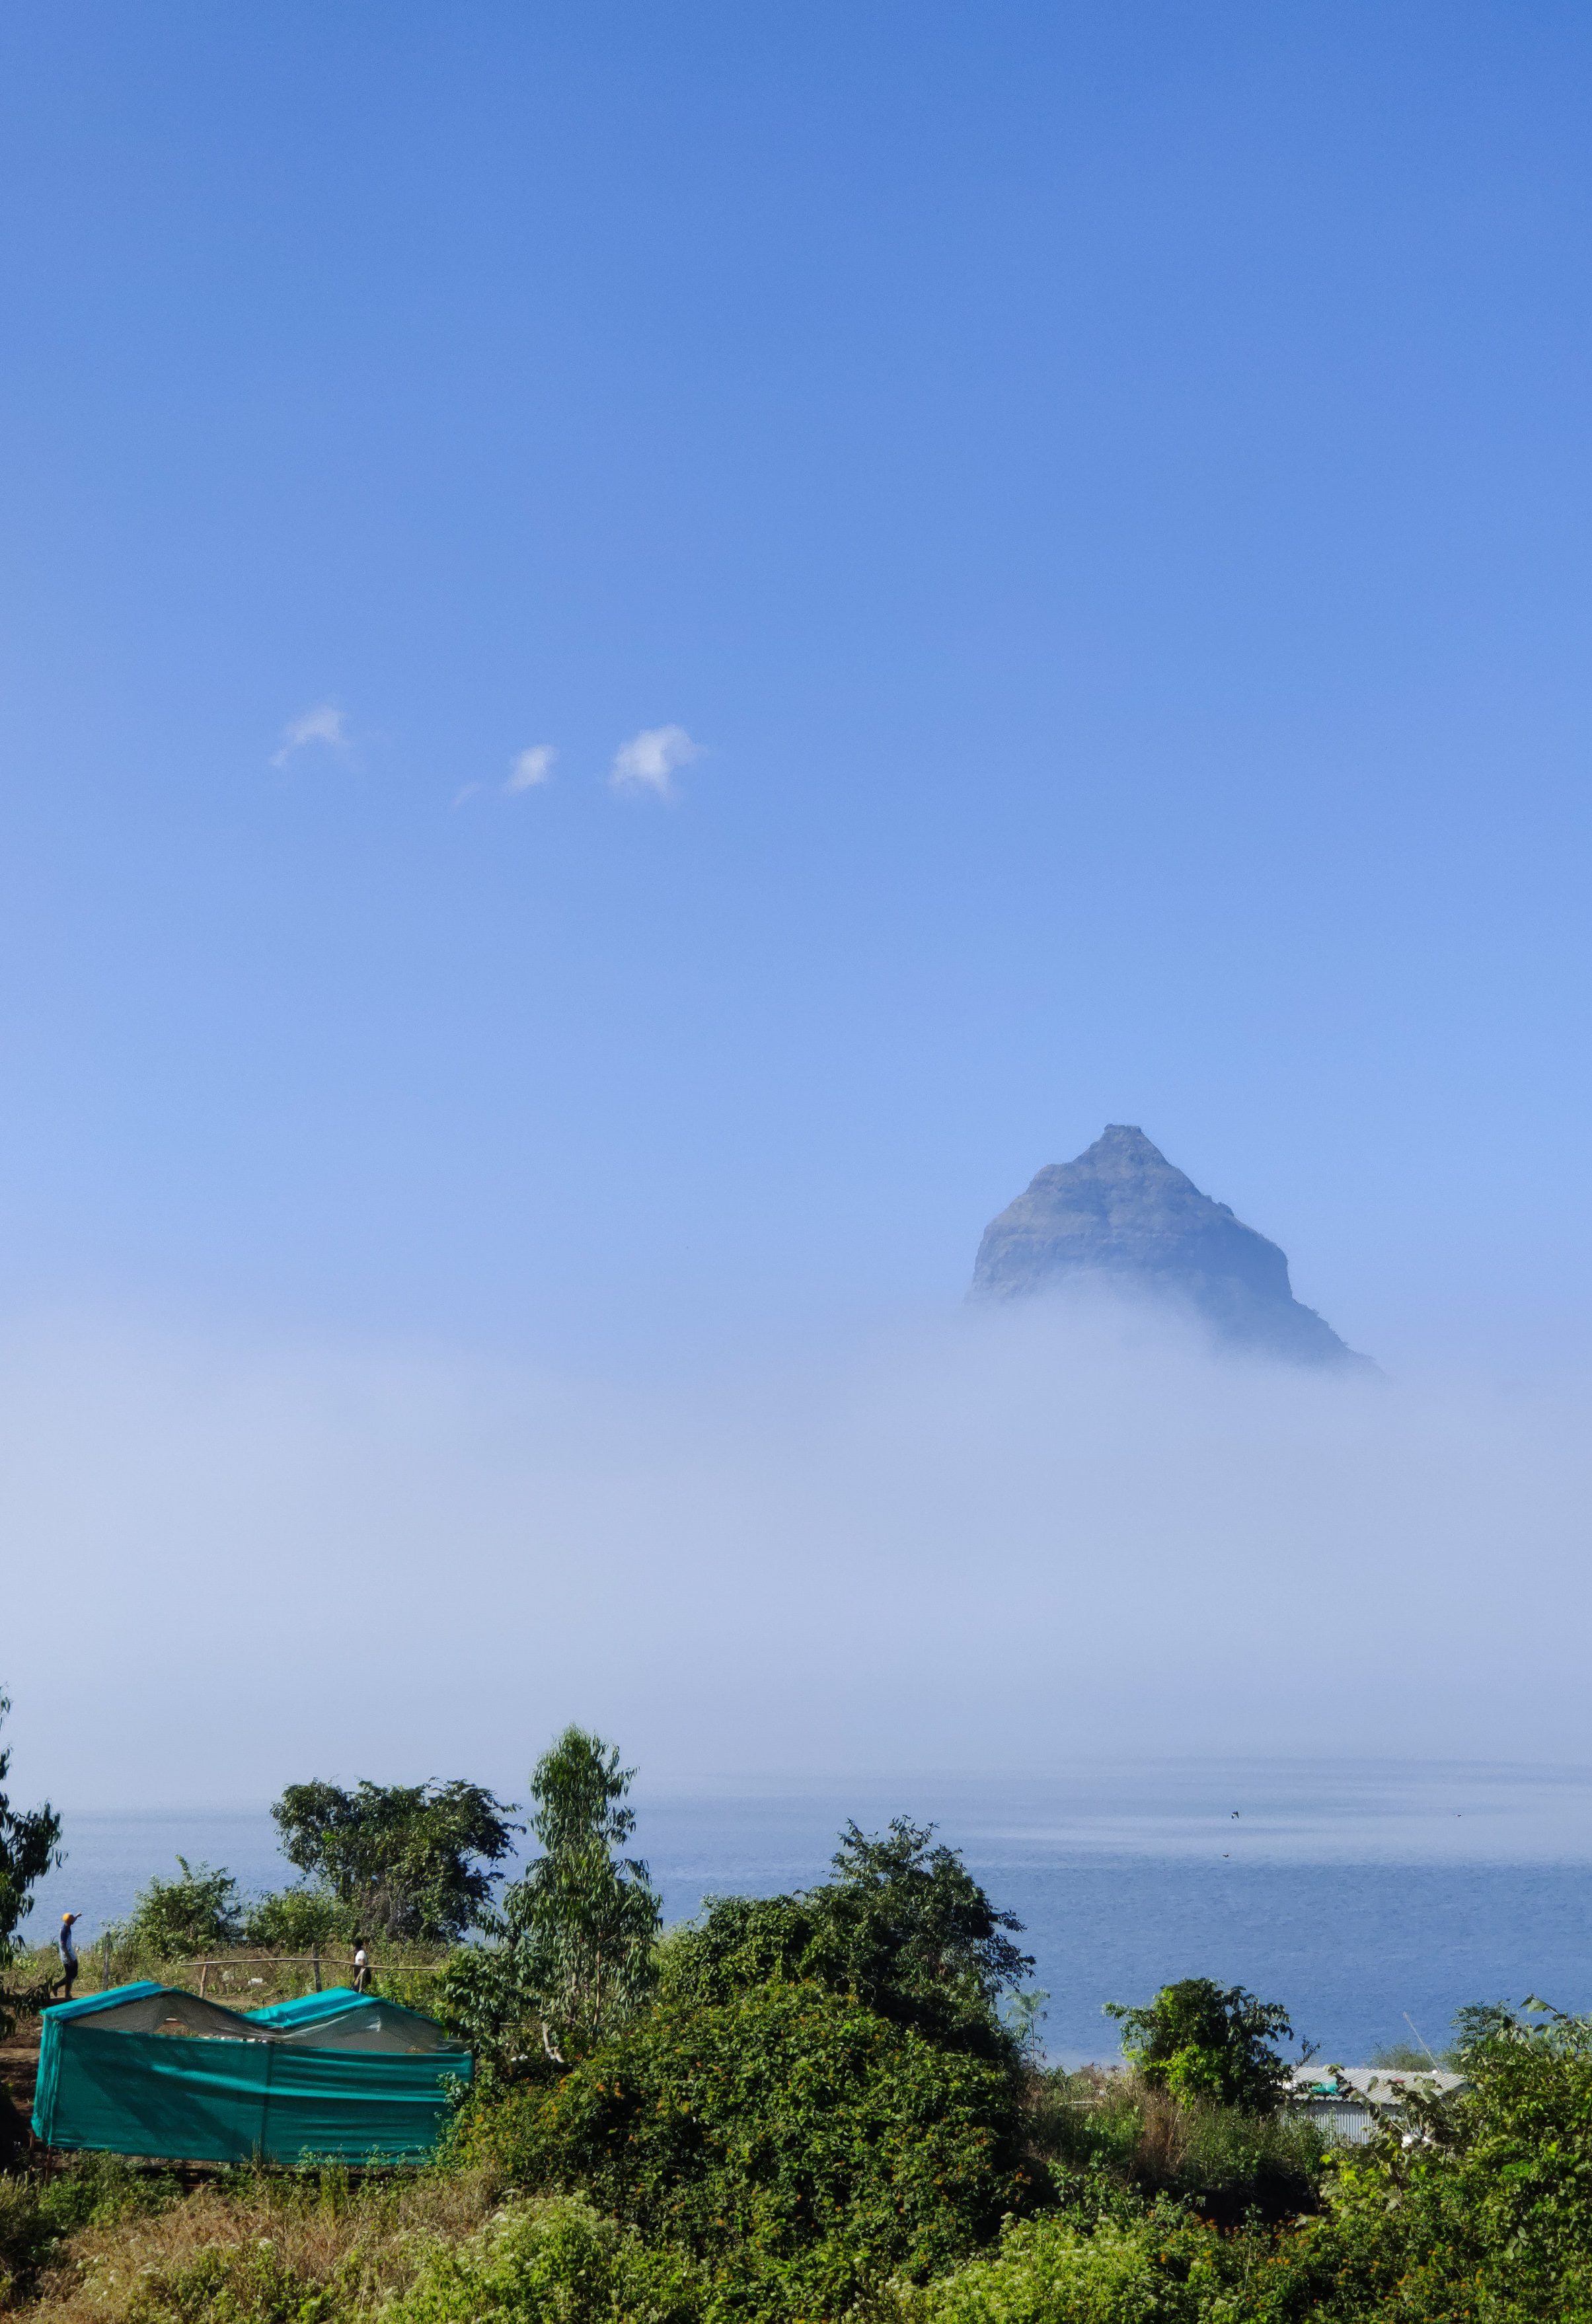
[971,1125,1366,1367]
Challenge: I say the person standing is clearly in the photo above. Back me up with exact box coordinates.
[351,1941,369,1996]
[57,1912,80,2001]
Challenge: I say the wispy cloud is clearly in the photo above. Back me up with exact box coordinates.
[505,744,556,795]
[451,783,483,809]
[610,725,701,800]
[270,703,352,770]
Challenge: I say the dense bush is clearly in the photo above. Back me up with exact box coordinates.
[388,2196,706,2324]
[1032,2071,1324,2226]
[104,1859,245,1960]
[0,2153,178,2305]
[460,1980,1037,2318]
[1283,2001,1592,2321]
[0,1688,60,2039]
[660,1818,1034,2064]
[271,1778,519,1945]
[886,2208,1228,2324]
[238,1886,347,1953]
[1104,1982,1301,2114]
[114,2243,334,2324]
[438,1728,660,2073]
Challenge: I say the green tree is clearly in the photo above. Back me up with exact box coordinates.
[459,1982,1036,2321]
[439,1727,660,2068]
[662,1818,1034,2060]
[1104,1978,1299,2112]
[108,1859,245,1959]
[0,1688,61,2035]
[270,1778,518,1943]
[239,1885,345,1951]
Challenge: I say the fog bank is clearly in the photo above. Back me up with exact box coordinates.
[3,1297,1587,1803]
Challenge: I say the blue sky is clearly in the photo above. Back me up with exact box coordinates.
[6,3,1592,1368]
[7,6,1592,1798]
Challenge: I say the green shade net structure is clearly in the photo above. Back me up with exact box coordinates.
[32,1984,472,2164]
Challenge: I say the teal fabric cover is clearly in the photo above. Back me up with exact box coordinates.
[32,1984,471,2163]
[245,1987,371,2031]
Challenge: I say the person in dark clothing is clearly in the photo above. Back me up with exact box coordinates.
[57,1912,80,2000]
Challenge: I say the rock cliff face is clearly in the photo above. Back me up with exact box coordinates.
[971,1125,1366,1367]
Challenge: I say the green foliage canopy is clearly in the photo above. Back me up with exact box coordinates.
[239,1885,346,1952]
[662,1817,1034,2062]
[0,1686,61,1965]
[461,1981,1036,2320]
[270,1777,519,1944]
[439,1727,660,2068]
[1104,1979,1299,2113]
[387,2197,704,2324]
[107,1858,245,1959]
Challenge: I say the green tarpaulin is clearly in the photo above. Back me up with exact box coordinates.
[32,1983,472,2164]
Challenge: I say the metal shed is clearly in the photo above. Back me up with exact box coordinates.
[1287,2064,1464,2145]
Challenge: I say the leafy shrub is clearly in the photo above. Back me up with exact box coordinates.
[1364,2041,1440,2071]
[0,1688,60,2037]
[0,2152,178,2305]
[887,2208,1221,2324]
[1103,1983,1299,2113]
[660,1818,1033,2064]
[460,1982,1036,2319]
[1296,2000,1592,2319]
[438,1729,660,2073]
[116,2241,341,2324]
[105,1857,245,1959]
[240,1887,348,1952]
[271,1778,519,1945]
[389,2195,706,2324]
[1032,2072,1324,2225]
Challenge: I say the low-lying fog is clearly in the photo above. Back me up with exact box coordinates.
[3,1292,1587,1804]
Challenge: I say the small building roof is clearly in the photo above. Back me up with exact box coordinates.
[1289,2065,1464,2101]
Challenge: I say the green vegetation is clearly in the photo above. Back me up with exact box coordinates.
[0,2154,178,2307]
[0,1694,61,2037]
[104,1861,245,1961]
[1032,2069,1324,2225]
[270,1778,521,1945]
[461,1982,1032,2317]
[8,1721,1592,2321]
[437,1728,660,2072]
[1104,1979,1302,2113]
[387,2196,706,2324]
[238,1886,346,1954]
[80,1777,522,1987]
[659,1816,1034,2062]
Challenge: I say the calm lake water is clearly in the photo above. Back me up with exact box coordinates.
[26,1761,1592,2066]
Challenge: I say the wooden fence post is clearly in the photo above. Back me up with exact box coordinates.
[311,1947,321,1992]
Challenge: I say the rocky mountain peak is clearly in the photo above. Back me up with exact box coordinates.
[971,1126,1367,1367]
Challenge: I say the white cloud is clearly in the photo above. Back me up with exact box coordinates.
[270,703,352,770]
[451,782,482,808]
[609,725,701,800]
[504,744,556,795]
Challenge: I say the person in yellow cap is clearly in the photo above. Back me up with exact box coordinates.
[57,1912,80,2001]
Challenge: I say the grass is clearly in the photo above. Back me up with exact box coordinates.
[1028,2068,1326,2225]
[5,2160,499,2322]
